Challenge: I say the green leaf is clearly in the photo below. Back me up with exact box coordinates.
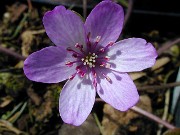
[117,0,129,7]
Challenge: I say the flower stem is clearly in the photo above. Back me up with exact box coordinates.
[95,98,176,130]
[131,106,175,130]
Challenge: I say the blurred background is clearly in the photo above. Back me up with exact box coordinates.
[0,0,180,135]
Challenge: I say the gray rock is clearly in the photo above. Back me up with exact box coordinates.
[58,114,100,135]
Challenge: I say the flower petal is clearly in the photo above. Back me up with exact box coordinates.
[43,6,86,47]
[85,1,124,47]
[108,38,157,72]
[60,75,96,126]
[96,70,139,111]
[24,46,75,83]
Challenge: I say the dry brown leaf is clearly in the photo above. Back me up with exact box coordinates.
[163,128,180,135]
[102,95,152,135]
[21,29,45,57]
[129,72,146,81]
[7,2,27,23]
[21,30,34,57]
[129,57,170,81]
[27,87,42,106]
[151,57,170,71]
[32,90,55,121]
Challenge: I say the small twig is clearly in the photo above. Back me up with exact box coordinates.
[131,106,175,130]
[0,45,26,60]
[137,81,180,91]
[124,0,134,27]
[157,38,180,55]
[133,9,180,17]
[83,0,87,18]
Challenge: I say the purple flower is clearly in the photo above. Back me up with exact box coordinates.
[23,1,157,126]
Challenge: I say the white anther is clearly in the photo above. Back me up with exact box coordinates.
[89,63,92,66]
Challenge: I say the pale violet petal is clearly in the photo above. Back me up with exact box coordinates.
[108,38,157,72]
[43,6,86,48]
[60,75,96,126]
[23,46,75,83]
[85,1,124,47]
[97,70,139,111]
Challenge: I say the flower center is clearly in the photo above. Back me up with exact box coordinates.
[65,34,115,87]
[81,53,98,68]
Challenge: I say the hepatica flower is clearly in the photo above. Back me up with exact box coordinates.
[23,1,157,126]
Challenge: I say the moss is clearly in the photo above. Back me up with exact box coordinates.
[0,72,28,96]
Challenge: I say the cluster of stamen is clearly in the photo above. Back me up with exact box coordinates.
[65,34,115,87]
[81,52,98,68]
